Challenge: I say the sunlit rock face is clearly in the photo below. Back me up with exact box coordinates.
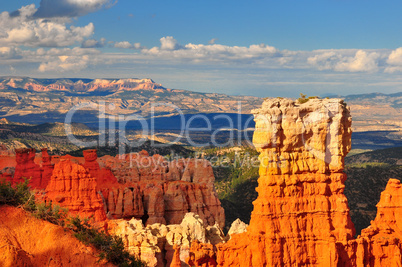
[242,98,355,266]
[187,98,402,267]
[0,206,109,267]
[44,158,107,222]
[13,148,42,188]
[97,152,225,228]
[9,147,224,229]
[252,98,352,175]
[339,179,402,266]
[184,98,352,267]
[111,212,225,267]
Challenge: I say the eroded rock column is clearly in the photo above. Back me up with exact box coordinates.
[193,98,355,267]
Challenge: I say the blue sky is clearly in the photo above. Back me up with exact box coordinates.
[1,0,402,97]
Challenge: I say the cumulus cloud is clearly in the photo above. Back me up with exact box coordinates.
[114,41,142,49]
[385,47,402,73]
[0,5,94,47]
[335,50,379,72]
[387,47,402,65]
[143,36,279,63]
[38,55,89,72]
[307,51,341,70]
[160,36,182,50]
[81,38,106,48]
[37,47,99,72]
[308,50,380,72]
[33,0,117,18]
[0,47,22,59]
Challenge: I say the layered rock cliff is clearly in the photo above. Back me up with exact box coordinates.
[212,98,354,266]
[44,158,107,221]
[0,147,226,266]
[0,77,263,121]
[97,151,225,227]
[2,77,165,93]
[7,147,224,229]
[111,212,225,267]
[338,178,402,266]
[13,148,42,188]
[187,98,402,267]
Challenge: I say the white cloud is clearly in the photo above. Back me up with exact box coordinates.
[0,5,94,47]
[307,51,341,70]
[385,47,402,73]
[114,41,142,49]
[142,37,279,63]
[387,47,402,65]
[37,47,100,72]
[308,50,380,72]
[38,55,89,72]
[0,47,22,59]
[160,36,182,50]
[82,38,106,48]
[334,50,379,72]
[34,0,117,18]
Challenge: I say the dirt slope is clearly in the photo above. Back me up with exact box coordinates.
[0,205,112,267]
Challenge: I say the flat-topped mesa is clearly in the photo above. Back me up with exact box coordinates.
[189,98,355,267]
[20,78,166,92]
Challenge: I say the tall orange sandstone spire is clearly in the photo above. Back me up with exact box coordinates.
[188,98,402,266]
[212,98,354,266]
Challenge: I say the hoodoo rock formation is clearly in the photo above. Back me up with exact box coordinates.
[187,98,402,267]
[13,148,42,188]
[44,158,107,221]
[40,148,54,187]
[339,178,402,266]
[2,148,55,189]
[97,152,225,227]
[209,98,355,266]
[111,212,225,267]
[3,146,224,228]
[3,97,402,266]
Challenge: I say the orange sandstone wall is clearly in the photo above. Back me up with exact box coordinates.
[209,98,355,266]
[44,158,107,221]
[338,179,402,266]
[13,148,225,228]
[97,152,225,227]
[188,98,402,267]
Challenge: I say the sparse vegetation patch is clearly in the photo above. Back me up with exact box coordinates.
[0,179,146,267]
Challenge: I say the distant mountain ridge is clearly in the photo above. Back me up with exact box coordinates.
[0,76,401,135]
[0,77,263,125]
[0,76,166,93]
